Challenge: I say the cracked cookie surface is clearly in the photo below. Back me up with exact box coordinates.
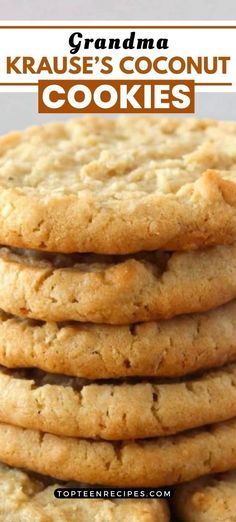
[1,117,236,253]
[0,364,236,439]
[1,245,236,323]
[0,300,236,379]
[0,419,236,486]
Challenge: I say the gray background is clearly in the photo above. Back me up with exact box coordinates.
[0,0,236,133]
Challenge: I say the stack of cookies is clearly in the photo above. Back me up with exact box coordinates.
[0,117,236,520]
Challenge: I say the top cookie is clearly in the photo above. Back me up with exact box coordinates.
[1,117,236,254]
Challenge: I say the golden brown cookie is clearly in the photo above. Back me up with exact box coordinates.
[1,244,236,323]
[0,419,236,486]
[1,365,236,440]
[0,300,236,379]
[173,471,236,521]
[0,463,170,521]
[1,117,236,254]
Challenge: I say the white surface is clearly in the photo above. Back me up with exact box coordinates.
[0,1,236,132]
[1,0,236,21]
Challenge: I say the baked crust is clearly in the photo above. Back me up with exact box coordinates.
[0,300,236,379]
[0,365,236,440]
[173,471,236,521]
[1,244,236,323]
[1,118,236,254]
[0,419,236,486]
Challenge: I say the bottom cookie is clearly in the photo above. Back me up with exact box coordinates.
[0,420,236,486]
[173,471,236,521]
[0,463,170,522]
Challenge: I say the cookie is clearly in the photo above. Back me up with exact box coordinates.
[1,300,236,379]
[0,464,170,522]
[1,117,236,254]
[1,365,236,440]
[173,471,236,521]
[0,419,236,486]
[1,244,236,323]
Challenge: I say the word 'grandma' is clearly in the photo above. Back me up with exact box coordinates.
[69,31,169,53]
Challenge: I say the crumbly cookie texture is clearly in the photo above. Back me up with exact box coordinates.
[1,244,236,323]
[0,419,236,486]
[1,117,236,254]
[0,300,236,379]
[0,464,170,522]
[1,365,236,440]
[173,471,236,521]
